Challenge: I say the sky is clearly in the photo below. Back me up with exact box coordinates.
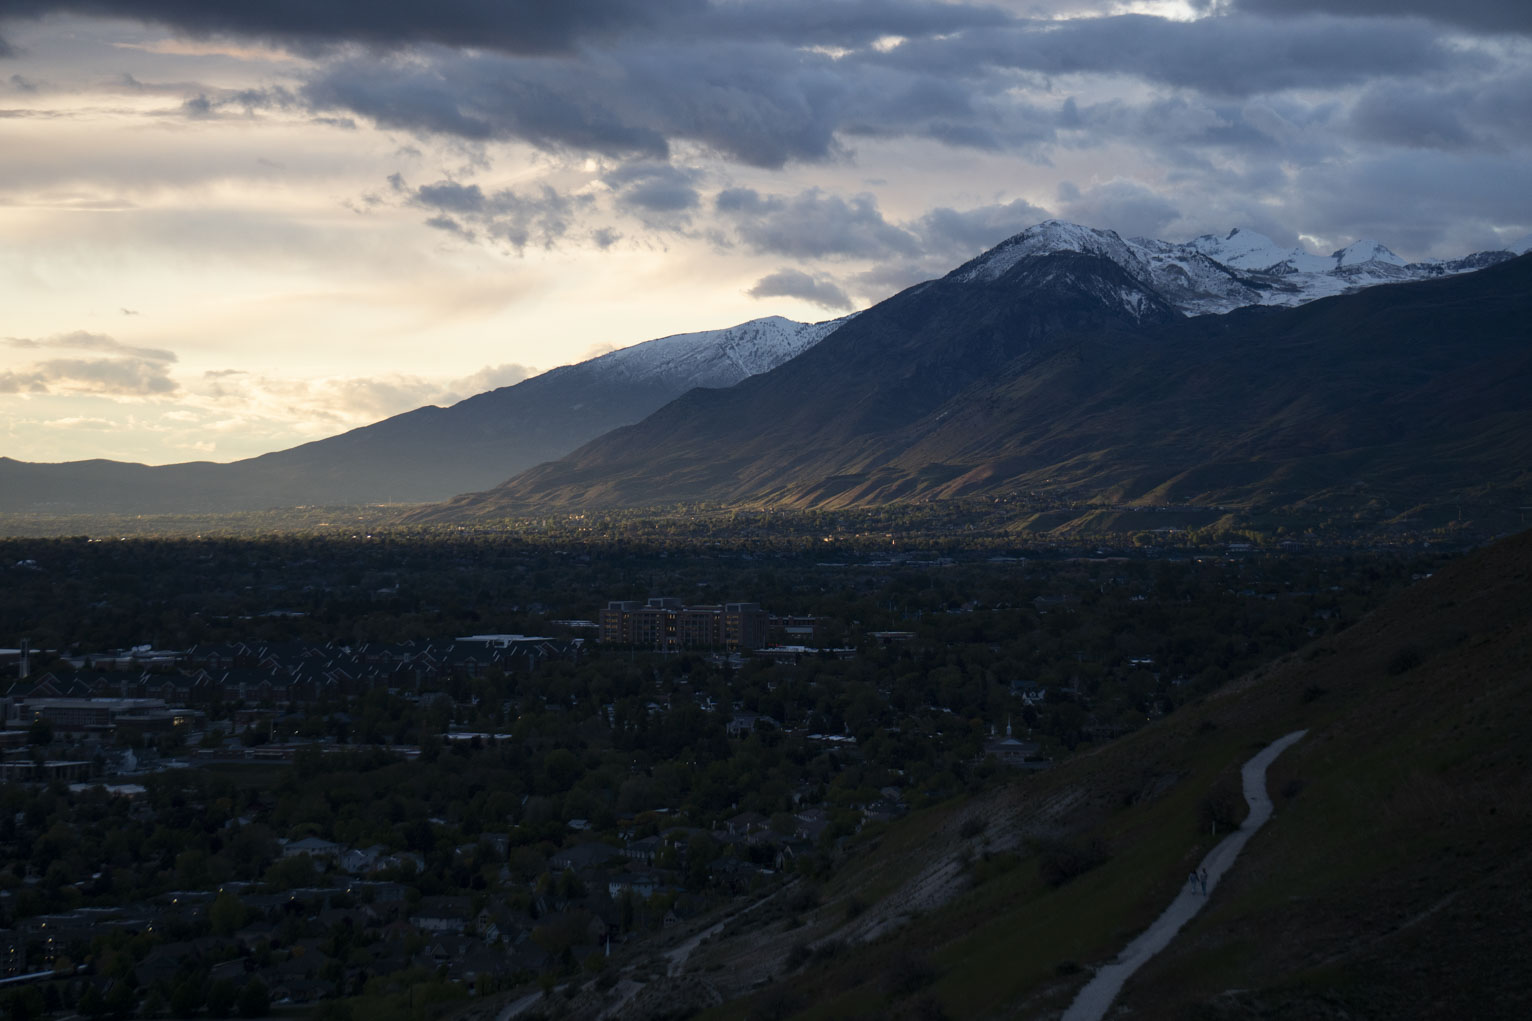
[2,0,1529,466]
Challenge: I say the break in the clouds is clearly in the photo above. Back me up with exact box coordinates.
[1,1,1529,464]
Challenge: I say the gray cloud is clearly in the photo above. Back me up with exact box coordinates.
[717,187,919,259]
[1345,74,1532,154]
[0,0,706,56]
[6,330,177,363]
[404,175,587,249]
[1292,150,1532,255]
[1057,180,1183,241]
[911,198,1054,259]
[1348,88,1476,152]
[1,0,1008,58]
[747,268,853,311]
[876,13,1471,98]
[0,357,178,395]
[698,0,1010,48]
[605,163,701,218]
[1231,0,1532,36]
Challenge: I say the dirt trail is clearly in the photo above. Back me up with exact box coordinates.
[1060,730,1308,1021]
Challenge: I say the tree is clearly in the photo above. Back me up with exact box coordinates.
[206,978,238,1019]
[210,891,247,938]
[236,979,269,1019]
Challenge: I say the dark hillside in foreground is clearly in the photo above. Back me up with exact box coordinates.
[679,528,1532,1019]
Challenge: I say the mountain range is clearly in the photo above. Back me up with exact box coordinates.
[411,223,1532,528]
[0,316,842,514]
[5,221,1529,521]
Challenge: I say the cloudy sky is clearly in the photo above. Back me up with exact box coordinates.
[2,0,1529,465]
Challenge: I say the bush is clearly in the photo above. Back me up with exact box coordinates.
[1198,781,1244,833]
[958,816,986,840]
[1034,837,1109,887]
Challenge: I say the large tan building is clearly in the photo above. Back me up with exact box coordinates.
[599,598,771,651]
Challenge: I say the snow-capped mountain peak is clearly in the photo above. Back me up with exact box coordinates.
[953,221,1519,318]
[954,220,1148,283]
[583,314,849,390]
[1333,240,1405,267]
[1187,227,1287,270]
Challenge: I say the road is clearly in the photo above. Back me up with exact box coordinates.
[1060,729,1307,1021]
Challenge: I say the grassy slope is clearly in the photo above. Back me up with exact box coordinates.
[694,529,1531,1020]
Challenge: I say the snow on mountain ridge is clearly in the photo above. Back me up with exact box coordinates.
[954,220,1151,284]
[583,315,849,390]
[1333,240,1405,267]
[968,220,1516,317]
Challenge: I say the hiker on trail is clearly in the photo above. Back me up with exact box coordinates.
[1199,868,1209,895]
[1188,871,1199,894]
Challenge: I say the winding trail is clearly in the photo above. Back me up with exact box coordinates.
[1060,729,1307,1021]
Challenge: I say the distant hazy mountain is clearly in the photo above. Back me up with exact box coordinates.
[412,223,1532,524]
[0,315,844,515]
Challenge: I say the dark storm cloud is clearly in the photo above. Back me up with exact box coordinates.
[303,52,673,159]
[300,36,879,168]
[289,10,1481,174]
[0,0,706,56]
[0,0,1008,57]
[404,175,588,250]
[876,14,1470,97]
[747,268,853,311]
[1231,0,1532,36]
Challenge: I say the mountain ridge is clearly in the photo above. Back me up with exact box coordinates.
[0,315,844,514]
[5,219,1526,520]
[412,246,1532,529]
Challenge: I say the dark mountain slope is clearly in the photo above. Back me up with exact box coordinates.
[415,252,1532,524]
[414,249,1179,516]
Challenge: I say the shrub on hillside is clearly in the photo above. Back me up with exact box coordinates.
[1033,836,1109,887]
